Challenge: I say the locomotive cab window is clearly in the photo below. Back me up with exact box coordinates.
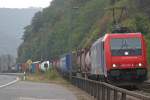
[110,38,142,56]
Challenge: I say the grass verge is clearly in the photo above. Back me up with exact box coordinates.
[26,69,69,84]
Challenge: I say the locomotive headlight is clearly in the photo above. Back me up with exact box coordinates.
[113,64,116,68]
[138,63,142,67]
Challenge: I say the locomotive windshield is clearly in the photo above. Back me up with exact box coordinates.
[110,38,142,56]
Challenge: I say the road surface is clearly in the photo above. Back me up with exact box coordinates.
[0,74,18,87]
[0,75,77,100]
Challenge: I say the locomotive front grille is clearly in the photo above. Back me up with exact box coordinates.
[109,68,147,81]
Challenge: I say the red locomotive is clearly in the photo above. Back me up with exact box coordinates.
[89,32,147,85]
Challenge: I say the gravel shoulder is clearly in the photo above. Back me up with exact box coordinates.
[0,81,77,100]
[26,74,93,100]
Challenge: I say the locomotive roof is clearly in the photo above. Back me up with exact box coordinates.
[106,32,142,38]
[92,35,105,47]
[102,32,142,41]
[92,33,142,47]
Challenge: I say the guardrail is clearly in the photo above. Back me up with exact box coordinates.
[0,73,24,75]
[71,76,150,100]
[0,73,25,80]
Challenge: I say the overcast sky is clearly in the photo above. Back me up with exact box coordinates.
[0,0,53,8]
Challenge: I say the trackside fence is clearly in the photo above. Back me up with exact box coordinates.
[71,76,150,100]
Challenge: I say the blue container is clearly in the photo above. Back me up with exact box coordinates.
[31,63,36,73]
[16,64,20,72]
[66,54,72,71]
[60,53,72,74]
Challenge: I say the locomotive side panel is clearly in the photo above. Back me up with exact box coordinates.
[90,37,105,76]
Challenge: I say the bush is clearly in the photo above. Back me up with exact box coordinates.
[45,69,60,80]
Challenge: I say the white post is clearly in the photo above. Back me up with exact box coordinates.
[23,71,26,80]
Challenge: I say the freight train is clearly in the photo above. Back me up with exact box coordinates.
[53,32,148,86]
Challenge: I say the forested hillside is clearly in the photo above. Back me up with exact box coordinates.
[17,0,150,63]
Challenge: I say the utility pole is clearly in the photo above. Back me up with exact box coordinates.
[40,32,43,62]
[68,0,79,80]
[69,0,73,81]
